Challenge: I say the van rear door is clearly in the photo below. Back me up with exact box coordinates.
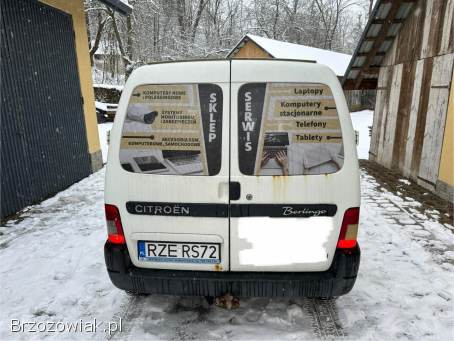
[229,60,360,272]
[107,61,231,271]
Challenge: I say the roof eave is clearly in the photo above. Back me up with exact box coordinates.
[226,34,275,59]
[342,0,417,90]
[341,0,383,89]
[225,35,248,58]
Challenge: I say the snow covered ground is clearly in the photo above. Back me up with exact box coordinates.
[1,121,453,340]
[351,110,373,159]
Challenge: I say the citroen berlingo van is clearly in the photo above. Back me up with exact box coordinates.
[104,59,360,298]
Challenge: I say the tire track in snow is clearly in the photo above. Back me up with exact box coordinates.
[108,295,142,340]
[109,295,210,341]
[303,298,344,340]
[108,295,344,340]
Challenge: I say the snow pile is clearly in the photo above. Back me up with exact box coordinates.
[243,34,352,76]
[351,110,374,159]
[98,123,113,163]
[95,101,118,112]
[119,0,132,8]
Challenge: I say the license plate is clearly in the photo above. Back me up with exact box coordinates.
[138,241,221,264]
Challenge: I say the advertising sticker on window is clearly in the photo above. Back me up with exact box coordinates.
[119,84,222,176]
[238,83,344,176]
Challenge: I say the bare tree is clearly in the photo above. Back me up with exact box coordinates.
[85,0,369,84]
[89,12,109,65]
[191,0,209,42]
[314,0,360,50]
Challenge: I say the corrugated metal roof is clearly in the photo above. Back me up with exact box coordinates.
[342,0,417,90]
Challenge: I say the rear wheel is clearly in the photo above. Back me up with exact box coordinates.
[205,296,215,305]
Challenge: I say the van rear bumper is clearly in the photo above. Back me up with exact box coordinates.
[104,242,360,297]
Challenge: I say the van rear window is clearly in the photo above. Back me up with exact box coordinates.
[238,83,344,176]
[119,84,222,176]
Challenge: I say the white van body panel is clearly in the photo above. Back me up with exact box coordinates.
[105,59,360,273]
[105,61,231,271]
[229,60,360,271]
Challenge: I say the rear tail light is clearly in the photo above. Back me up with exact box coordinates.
[105,204,125,244]
[337,207,359,249]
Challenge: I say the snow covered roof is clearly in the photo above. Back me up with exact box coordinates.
[99,0,132,15]
[92,40,121,56]
[227,34,352,76]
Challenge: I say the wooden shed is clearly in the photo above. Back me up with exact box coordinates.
[227,34,376,111]
[343,0,454,202]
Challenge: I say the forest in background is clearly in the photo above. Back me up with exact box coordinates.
[85,0,373,84]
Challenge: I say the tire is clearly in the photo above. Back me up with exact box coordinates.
[205,296,215,305]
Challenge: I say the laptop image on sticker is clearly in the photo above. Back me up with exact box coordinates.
[262,132,289,170]
[126,150,203,175]
[134,155,168,173]
[163,150,203,175]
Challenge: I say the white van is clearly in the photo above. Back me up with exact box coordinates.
[104,59,360,298]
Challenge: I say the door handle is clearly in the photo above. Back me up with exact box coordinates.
[229,182,241,201]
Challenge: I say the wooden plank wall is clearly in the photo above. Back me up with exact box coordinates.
[370,0,454,191]
[370,65,392,158]
[232,40,271,59]
[419,54,454,183]
[345,90,376,111]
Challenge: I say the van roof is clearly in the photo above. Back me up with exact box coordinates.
[129,59,337,87]
[144,58,317,66]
